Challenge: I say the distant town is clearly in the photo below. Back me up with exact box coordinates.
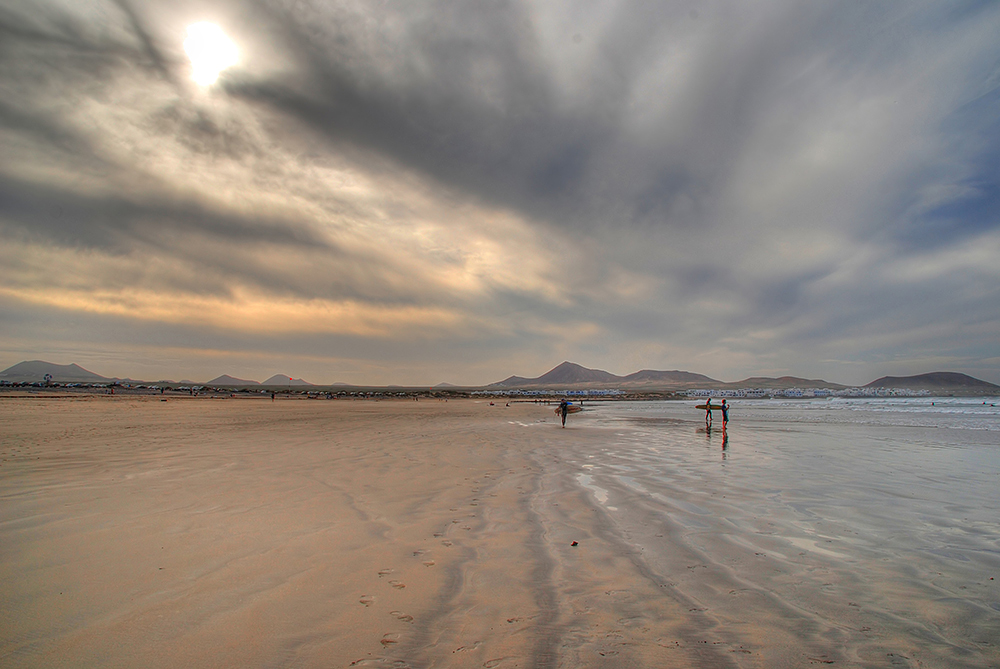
[475,386,933,398]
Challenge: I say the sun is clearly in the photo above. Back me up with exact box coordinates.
[184,22,238,86]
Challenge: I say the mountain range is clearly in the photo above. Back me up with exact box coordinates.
[492,362,721,388]
[863,372,1000,391]
[0,361,311,386]
[488,361,999,391]
[206,374,313,387]
[2,359,998,392]
[490,361,847,390]
[0,361,133,383]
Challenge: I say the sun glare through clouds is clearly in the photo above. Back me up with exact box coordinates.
[183,22,238,85]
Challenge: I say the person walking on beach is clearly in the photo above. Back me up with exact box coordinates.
[559,399,569,427]
[721,399,729,427]
[705,398,713,426]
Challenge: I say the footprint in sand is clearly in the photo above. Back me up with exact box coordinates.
[453,641,482,653]
[422,560,435,567]
[484,659,505,668]
[359,595,375,606]
[390,610,414,623]
[442,540,453,547]
[378,569,393,578]
[389,580,406,589]
[433,532,444,537]
[380,633,400,646]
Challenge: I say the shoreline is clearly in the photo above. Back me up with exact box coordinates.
[3,388,998,404]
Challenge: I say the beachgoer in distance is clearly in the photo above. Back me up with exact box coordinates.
[705,398,713,426]
[559,399,569,427]
[721,399,729,427]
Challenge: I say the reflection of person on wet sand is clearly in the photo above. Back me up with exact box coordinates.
[559,399,569,427]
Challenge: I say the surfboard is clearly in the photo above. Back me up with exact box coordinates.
[554,405,584,415]
[696,404,715,410]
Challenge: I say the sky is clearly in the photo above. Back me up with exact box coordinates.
[1,0,999,386]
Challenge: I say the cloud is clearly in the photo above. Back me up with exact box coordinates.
[1,0,999,384]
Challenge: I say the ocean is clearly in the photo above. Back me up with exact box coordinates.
[563,397,1000,667]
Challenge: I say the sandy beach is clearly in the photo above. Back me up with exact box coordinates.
[2,396,997,668]
[1,397,713,668]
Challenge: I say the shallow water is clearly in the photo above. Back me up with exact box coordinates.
[562,398,1000,667]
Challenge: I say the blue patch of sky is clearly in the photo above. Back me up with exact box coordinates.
[916,80,1000,244]
[932,0,999,26]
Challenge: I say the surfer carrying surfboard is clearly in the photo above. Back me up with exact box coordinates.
[705,398,713,426]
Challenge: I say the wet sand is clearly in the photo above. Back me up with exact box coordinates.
[1,397,997,668]
[580,401,1000,668]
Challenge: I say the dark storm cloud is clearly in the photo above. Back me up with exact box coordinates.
[227,0,708,226]
[0,99,105,164]
[227,2,903,231]
[229,8,579,222]
[0,170,461,308]
[0,174,329,251]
